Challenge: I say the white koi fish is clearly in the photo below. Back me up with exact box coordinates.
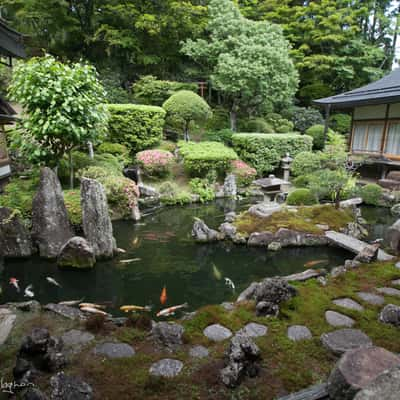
[80,306,109,316]
[79,302,106,310]
[58,298,84,306]
[156,303,188,317]
[224,277,235,290]
[46,277,62,288]
[24,284,34,298]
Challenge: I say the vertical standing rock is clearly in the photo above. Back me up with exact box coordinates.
[31,168,73,258]
[81,178,115,259]
[223,173,237,198]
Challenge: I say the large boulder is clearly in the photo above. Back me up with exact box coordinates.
[248,203,282,218]
[254,277,297,304]
[248,231,274,247]
[57,236,95,269]
[220,335,261,388]
[192,218,220,242]
[0,207,32,257]
[0,308,16,345]
[354,243,380,263]
[354,366,400,400]
[327,346,400,400]
[274,228,328,247]
[31,167,74,258]
[81,178,115,259]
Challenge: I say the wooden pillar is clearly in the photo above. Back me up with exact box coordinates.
[323,104,331,146]
[380,103,390,156]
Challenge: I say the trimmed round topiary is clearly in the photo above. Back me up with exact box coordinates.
[305,124,334,150]
[360,183,383,206]
[286,188,317,206]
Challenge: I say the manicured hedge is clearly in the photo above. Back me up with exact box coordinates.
[178,141,238,176]
[107,104,166,153]
[232,133,313,175]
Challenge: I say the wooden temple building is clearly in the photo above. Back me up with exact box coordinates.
[0,18,25,180]
[314,69,400,179]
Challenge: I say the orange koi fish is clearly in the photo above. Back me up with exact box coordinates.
[160,285,167,305]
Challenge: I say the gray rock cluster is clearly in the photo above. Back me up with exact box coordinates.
[237,277,297,317]
[220,334,261,388]
[13,328,67,391]
[50,372,93,400]
[192,218,220,242]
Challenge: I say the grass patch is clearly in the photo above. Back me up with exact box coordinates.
[234,204,354,235]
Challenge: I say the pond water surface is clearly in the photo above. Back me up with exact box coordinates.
[2,201,389,317]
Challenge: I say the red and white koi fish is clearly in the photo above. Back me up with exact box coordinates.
[9,277,20,292]
[156,303,188,317]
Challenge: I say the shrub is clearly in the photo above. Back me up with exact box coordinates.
[205,106,230,131]
[97,142,130,165]
[159,181,192,205]
[189,178,215,203]
[291,151,322,176]
[132,75,198,106]
[239,118,273,133]
[305,124,335,150]
[291,107,324,133]
[203,129,234,145]
[102,176,140,218]
[264,113,294,133]
[156,140,177,152]
[230,160,257,186]
[63,189,82,226]
[163,90,211,141]
[107,104,166,153]
[330,113,351,135]
[78,166,110,180]
[178,141,238,177]
[232,133,312,175]
[136,149,174,178]
[361,184,383,206]
[286,189,317,206]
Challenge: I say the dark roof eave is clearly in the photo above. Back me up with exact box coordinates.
[312,95,400,110]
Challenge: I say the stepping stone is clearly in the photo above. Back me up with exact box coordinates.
[203,324,232,342]
[287,325,312,341]
[149,359,183,378]
[391,279,400,286]
[333,298,364,312]
[189,345,209,359]
[61,329,94,353]
[376,287,400,297]
[354,365,400,400]
[93,342,135,359]
[395,261,400,269]
[327,347,400,400]
[325,311,355,328]
[236,322,268,338]
[321,329,373,355]
[0,309,16,346]
[356,292,385,306]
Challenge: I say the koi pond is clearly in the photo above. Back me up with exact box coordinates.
[0,201,392,317]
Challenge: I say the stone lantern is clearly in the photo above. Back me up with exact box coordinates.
[281,153,293,182]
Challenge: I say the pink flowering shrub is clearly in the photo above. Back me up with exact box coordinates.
[136,149,174,177]
[231,159,257,186]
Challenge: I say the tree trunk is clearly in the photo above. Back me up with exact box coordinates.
[230,110,237,132]
[184,121,190,141]
[88,141,94,159]
[69,150,74,189]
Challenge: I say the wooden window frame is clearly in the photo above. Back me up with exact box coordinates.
[350,120,385,155]
[383,119,400,160]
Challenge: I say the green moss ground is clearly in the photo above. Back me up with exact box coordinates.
[234,205,354,236]
[1,261,400,400]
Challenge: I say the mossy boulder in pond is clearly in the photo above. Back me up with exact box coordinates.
[57,237,95,269]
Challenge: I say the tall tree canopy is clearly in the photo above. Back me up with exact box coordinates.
[182,0,299,130]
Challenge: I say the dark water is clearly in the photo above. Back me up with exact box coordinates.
[360,205,397,246]
[1,200,356,316]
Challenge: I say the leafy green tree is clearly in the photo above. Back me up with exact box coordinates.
[163,90,211,141]
[182,0,298,130]
[8,55,108,187]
